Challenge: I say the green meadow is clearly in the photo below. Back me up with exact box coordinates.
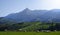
[0,31,60,35]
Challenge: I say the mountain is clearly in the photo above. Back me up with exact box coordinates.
[5,8,60,22]
[5,8,48,22]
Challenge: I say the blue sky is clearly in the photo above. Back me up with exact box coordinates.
[0,0,60,17]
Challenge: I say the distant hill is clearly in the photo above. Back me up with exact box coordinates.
[0,17,16,24]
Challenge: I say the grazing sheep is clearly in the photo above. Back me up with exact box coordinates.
[41,30,51,32]
[5,29,7,31]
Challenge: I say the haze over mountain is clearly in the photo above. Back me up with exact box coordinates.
[4,8,60,22]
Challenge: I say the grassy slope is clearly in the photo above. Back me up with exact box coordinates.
[21,22,49,31]
[21,22,41,30]
[0,31,60,35]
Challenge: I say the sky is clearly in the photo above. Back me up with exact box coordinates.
[0,0,60,17]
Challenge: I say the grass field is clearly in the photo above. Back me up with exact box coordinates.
[0,31,60,35]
